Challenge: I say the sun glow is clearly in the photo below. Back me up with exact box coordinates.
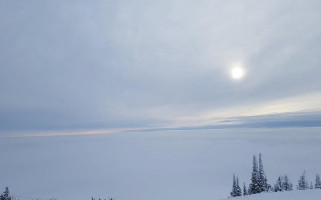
[230,65,245,80]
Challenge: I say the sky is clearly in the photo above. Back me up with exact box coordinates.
[1,0,321,136]
[1,2,321,199]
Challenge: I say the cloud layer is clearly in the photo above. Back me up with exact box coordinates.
[1,0,321,135]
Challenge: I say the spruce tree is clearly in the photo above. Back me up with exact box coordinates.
[258,154,266,192]
[315,174,321,189]
[274,176,282,192]
[236,177,242,196]
[230,174,237,197]
[258,153,268,192]
[0,187,11,200]
[249,155,260,194]
[282,175,293,191]
[297,171,308,190]
[243,183,248,196]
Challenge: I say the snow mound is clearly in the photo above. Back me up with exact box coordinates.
[222,190,321,200]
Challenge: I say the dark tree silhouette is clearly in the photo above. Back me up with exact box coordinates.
[0,187,12,200]
[235,177,242,196]
[249,155,260,194]
[230,174,237,197]
[297,171,308,190]
[315,174,321,189]
[258,153,269,192]
[243,182,248,196]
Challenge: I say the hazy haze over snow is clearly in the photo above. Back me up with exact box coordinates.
[1,128,321,200]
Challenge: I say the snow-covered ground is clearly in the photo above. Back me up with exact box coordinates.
[222,190,321,200]
[1,127,321,200]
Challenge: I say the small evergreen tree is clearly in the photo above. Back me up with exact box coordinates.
[273,175,292,192]
[249,155,260,194]
[230,174,237,197]
[235,177,242,196]
[274,176,282,192]
[0,187,12,200]
[258,153,268,192]
[315,174,321,189]
[243,183,248,196]
[282,175,293,191]
[297,171,308,190]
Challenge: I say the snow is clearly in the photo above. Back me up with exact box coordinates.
[1,127,321,200]
[221,190,321,200]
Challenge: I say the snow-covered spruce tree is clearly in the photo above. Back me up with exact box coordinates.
[236,177,242,196]
[274,176,283,192]
[297,171,308,190]
[310,182,314,189]
[230,174,237,197]
[274,175,293,192]
[0,187,12,200]
[282,175,293,191]
[315,174,321,189]
[243,183,248,196]
[258,153,269,192]
[249,155,260,194]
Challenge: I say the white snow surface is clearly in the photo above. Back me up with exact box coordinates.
[222,190,321,200]
[1,128,321,200]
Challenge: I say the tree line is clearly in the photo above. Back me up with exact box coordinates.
[230,153,321,197]
[0,187,115,200]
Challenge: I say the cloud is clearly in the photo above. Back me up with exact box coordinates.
[1,0,321,135]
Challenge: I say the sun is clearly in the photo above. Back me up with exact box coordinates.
[230,66,245,80]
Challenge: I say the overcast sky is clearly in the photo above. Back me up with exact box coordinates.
[1,0,321,136]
